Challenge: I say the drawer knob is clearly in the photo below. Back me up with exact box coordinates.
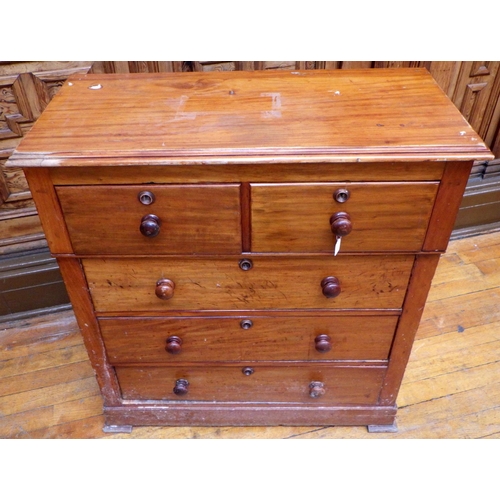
[309,381,326,398]
[173,378,189,396]
[165,335,183,354]
[321,276,341,298]
[155,278,175,300]
[330,212,352,237]
[314,334,332,353]
[140,214,161,237]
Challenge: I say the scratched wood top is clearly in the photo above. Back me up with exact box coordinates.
[8,69,493,167]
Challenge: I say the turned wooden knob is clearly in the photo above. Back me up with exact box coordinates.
[314,334,332,353]
[165,335,183,354]
[173,378,189,396]
[321,276,341,298]
[155,278,175,300]
[309,381,326,398]
[330,211,352,237]
[140,214,161,237]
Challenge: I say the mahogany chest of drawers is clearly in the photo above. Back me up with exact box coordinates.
[7,69,493,432]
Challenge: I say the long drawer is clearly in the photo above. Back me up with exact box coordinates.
[99,315,399,363]
[251,182,438,252]
[56,184,242,255]
[115,364,387,405]
[84,255,414,312]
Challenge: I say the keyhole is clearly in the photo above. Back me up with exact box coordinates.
[138,191,155,205]
[239,259,253,271]
[334,188,350,203]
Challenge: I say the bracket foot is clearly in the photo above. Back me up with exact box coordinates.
[103,424,133,433]
[367,423,398,433]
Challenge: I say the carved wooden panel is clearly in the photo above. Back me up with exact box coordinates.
[90,61,176,74]
[491,122,500,161]
[451,62,500,140]
[0,62,91,254]
[425,62,462,98]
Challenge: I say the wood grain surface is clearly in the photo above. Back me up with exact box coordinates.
[83,255,414,312]
[251,181,439,252]
[56,184,242,255]
[115,364,387,405]
[98,315,399,363]
[7,69,493,167]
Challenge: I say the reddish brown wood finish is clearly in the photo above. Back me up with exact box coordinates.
[56,184,242,255]
[314,334,333,353]
[139,214,161,238]
[103,403,398,427]
[240,182,252,252]
[423,161,475,252]
[250,182,439,253]
[7,70,492,431]
[98,315,398,363]
[82,255,414,312]
[23,168,73,254]
[378,254,441,405]
[10,70,492,165]
[165,336,183,355]
[330,212,353,238]
[115,364,387,405]
[49,162,448,184]
[56,257,121,406]
[321,276,342,298]
[155,279,175,300]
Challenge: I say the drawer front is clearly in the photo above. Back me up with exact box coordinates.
[99,315,398,363]
[84,255,414,312]
[56,184,242,254]
[115,364,386,405]
[251,182,438,252]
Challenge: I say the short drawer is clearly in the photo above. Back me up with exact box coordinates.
[251,182,438,253]
[84,255,414,312]
[56,184,242,254]
[99,315,398,363]
[115,364,386,405]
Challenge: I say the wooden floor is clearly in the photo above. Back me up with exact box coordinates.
[1,232,499,439]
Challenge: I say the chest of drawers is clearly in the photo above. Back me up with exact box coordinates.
[7,69,493,432]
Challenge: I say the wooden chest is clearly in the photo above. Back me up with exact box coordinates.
[7,69,493,432]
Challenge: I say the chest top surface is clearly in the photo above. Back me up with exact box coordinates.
[7,68,493,167]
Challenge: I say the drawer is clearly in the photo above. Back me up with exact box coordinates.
[251,182,439,252]
[84,255,414,312]
[115,364,387,405]
[55,184,242,254]
[99,315,398,363]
